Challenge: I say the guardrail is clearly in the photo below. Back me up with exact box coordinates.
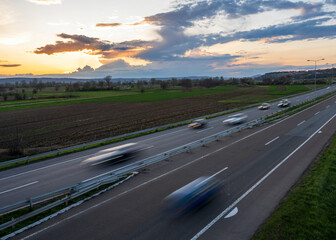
[0,117,266,231]
[1,88,334,232]
[0,87,317,168]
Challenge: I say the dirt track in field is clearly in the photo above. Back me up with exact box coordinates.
[0,87,269,159]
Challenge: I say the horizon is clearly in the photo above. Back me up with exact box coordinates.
[0,0,335,79]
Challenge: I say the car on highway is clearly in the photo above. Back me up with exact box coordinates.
[82,143,143,166]
[223,113,248,125]
[188,119,207,129]
[278,99,290,107]
[258,103,271,110]
[162,176,221,216]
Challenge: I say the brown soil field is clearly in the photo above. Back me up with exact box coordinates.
[0,87,271,160]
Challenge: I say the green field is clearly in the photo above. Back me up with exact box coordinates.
[0,85,310,112]
[218,85,310,103]
[253,134,336,240]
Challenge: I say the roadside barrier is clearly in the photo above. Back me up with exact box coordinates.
[1,87,335,232]
[0,117,264,231]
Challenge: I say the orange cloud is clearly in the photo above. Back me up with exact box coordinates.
[96,23,122,27]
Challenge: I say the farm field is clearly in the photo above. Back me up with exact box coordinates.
[0,85,310,161]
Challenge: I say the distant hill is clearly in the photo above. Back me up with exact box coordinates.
[256,68,334,81]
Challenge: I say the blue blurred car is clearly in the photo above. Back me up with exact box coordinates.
[162,176,221,216]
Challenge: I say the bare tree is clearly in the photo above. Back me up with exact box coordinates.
[104,75,112,89]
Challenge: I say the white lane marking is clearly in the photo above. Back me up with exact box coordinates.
[138,129,186,143]
[0,155,89,182]
[142,145,154,151]
[265,136,279,146]
[197,127,214,133]
[4,94,336,184]
[297,120,306,126]
[190,112,336,240]
[326,105,330,108]
[20,97,336,240]
[209,167,228,179]
[315,111,320,115]
[224,207,238,219]
[0,181,38,195]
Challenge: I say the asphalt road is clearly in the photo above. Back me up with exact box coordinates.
[0,86,335,208]
[3,88,336,239]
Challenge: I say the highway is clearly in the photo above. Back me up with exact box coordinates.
[8,87,336,240]
[0,86,335,208]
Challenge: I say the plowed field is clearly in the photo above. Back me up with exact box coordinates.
[0,86,305,160]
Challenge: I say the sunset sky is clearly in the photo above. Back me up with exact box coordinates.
[0,0,335,78]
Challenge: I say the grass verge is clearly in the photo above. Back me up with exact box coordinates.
[252,133,336,240]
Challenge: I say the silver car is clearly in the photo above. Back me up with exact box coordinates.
[223,113,248,125]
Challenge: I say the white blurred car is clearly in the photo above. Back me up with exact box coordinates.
[82,143,143,166]
[223,113,248,125]
[278,99,290,107]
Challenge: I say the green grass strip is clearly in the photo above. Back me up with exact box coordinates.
[253,133,336,240]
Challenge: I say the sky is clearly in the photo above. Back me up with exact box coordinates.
[0,0,335,78]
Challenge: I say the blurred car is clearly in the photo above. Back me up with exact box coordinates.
[278,99,290,107]
[223,113,247,125]
[258,103,271,110]
[82,143,143,166]
[162,176,221,216]
[188,119,207,129]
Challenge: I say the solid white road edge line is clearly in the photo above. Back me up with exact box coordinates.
[190,112,336,240]
[3,94,335,183]
[265,136,279,146]
[0,181,38,195]
[315,111,320,115]
[12,97,336,240]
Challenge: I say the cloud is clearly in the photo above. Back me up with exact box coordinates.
[34,33,152,58]
[33,0,336,77]
[96,23,122,27]
[71,65,95,74]
[0,64,21,67]
[134,0,335,62]
[27,0,62,5]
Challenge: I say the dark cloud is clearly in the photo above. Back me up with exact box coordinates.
[96,23,122,27]
[231,18,336,43]
[33,0,336,77]
[0,64,21,67]
[34,33,152,57]
[137,0,335,61]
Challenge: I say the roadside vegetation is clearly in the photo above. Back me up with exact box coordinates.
[253,133,336,240]
[0,73,332,162]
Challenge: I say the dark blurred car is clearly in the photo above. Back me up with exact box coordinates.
[278,99,290,107]
[162,176,221,216]
[223,113,247,125]
[82,143,143,166]
[188,119,207,129]
[258,103,271,110]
